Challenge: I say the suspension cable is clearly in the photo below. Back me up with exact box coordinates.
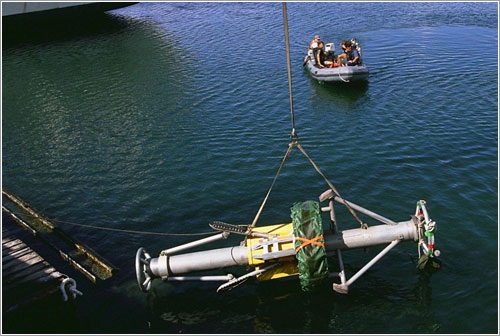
[248,141,295,230]
[246,3,366,230]
[282,2,297,140]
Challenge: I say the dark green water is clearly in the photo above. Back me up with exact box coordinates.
[2,2,498,334]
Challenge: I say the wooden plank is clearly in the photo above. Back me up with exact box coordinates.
[2,239,27,250]
[3,267,62,291]
[2,243,29,254]
[2,247,32,263]
[2,251,40,269]
[17,268,62,286]
[1,210,74,314]
[3,254,44,275]
[2,251,43,275]
[2,235,17,244]
[3,193,118,279]
[2,205,38,235]
[3,271,58,300]
[3,261,51,284]
[3,242,27,253]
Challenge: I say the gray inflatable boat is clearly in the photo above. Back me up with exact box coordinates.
[304,39,369,83]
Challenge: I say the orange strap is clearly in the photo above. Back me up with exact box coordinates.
[295,235,324,253]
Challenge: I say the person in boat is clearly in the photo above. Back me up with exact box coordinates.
[308,35,326,67]
[340,40,347,54]
[337,41,360,66]
[315,41,326,68]
[308,34,321,51]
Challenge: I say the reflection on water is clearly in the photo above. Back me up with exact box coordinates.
[143,270,444,334]
[305,75,370,115]
[308,78,369,102]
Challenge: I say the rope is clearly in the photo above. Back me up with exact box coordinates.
[295,142,366,228]
[295,235,324,253]
[248,141,295,230]
[282,2,297,140]
[2,208,216,237]
[338,70,350,82]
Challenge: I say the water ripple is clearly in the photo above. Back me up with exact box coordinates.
[2,2,498,334]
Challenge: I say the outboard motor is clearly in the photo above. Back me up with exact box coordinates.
[325,43,335,62]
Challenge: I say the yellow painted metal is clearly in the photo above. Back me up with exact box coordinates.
[246,223,299,281]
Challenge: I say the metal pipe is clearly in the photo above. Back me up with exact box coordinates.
[345,239,400,287]
[329,200,337,232]
[333,239,401,294]
[149,246,248,278]
[333,195,398,225]
[420,201,431,224]
[337,249,346,285]
[166,275,233,282]
[324,200,346,285]
[160,232,229,256]
[319,189,397,225]
[146,220,418,279]
[217,263,280,292]
[323,219,417,251]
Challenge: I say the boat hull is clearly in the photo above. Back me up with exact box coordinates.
[304,56,369,82]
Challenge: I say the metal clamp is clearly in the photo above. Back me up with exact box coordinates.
[60,277,83,301]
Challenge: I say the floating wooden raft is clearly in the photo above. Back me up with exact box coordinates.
[2,190,119,283]
[2,222,65,313]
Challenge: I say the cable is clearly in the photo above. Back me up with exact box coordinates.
[282,2,297,140]
[2,208,215,237]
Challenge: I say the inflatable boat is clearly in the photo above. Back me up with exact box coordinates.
[304,39,369,83]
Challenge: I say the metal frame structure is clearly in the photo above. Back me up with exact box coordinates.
[135,189,439,294]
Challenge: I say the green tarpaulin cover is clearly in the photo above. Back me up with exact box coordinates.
[417,254,442,271]
[291,201,329,291]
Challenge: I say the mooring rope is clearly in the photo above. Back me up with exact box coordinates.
[2,208,216,236]
[338,70,350,82]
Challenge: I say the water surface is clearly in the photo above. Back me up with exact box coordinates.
[2,2,498,333]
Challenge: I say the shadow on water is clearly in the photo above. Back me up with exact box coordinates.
[308,77,370,104]
[142,266,440,334]
[2,11,133,48]
[305,74,370,114]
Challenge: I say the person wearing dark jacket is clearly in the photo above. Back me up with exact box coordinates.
[337,41,359,66]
